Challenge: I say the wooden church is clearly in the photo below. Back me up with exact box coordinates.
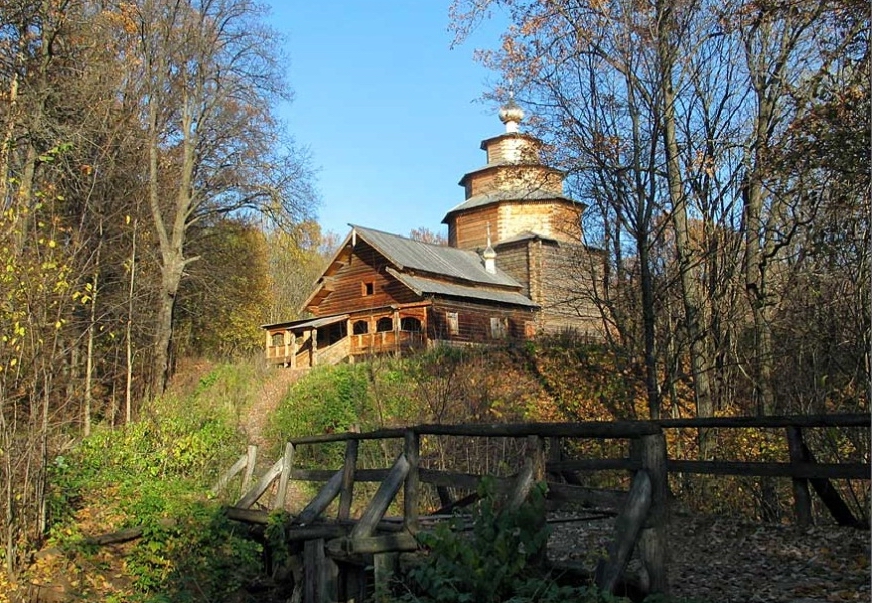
[263,102,602,368]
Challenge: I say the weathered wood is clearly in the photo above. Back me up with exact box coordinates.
[436,485,453,507]
[658,413,870,429]
[292,468,388,482]
[418,467,502,491]
[212,453,249,494]
[414,421,661,439]
[274,442,296,510]
[303,538,337,603]
[236,456,284,508]
[290,428,406,445]
[507,458,536,512]
[666,459,870,479]
[338,439,359,521]
[297,469,344,526]
[242,444,257,495]
[595,470,651,594]
[800,439,864,527]
[325,533,418,556]
[404,430,420,533]
[786,427,813,526]
[428,491,480,516]
[373,552,398,603]
[545,483,627,510]
[351,453,410,539]
[638,432,668,595]
[547,458,640,473]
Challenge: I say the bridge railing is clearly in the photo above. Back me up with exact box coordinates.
[215,414,869,600]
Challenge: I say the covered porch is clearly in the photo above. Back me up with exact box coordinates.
[263,302,431,368]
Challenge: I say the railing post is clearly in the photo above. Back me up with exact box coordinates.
[786,426,813,526]
[273,442,295,510]
[241,444,257,497]
[638,431,668,595]
[338,436,359,521]
[404,429,420,534]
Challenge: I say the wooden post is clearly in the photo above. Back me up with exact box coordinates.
[290,332,297,369]
[595,469,651,593]
[273,442,295,510]
[351,453,410,539]
[297,469,344,526]
[374,552,398,603]
[284,329,290,361]
[404,430,420,534]
[311,329,318,366]
[638,432,668,595]
[236,456,284,508]
[265,330,271,359]
[338,438,359,521]
[786,426,813,526]
[241,444,257,496]
[303,538,338,603]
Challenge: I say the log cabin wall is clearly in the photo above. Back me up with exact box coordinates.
[308,240,420,317]
[427,299,536,343]
[490,241,531,298]
[449,205,499,250]
[533,242,604,336]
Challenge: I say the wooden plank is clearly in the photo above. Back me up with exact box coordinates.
[546,483,627,510]
[414,421,661,438]
[351,453,410,539]
[547,458,640,472]
[325,533,419,556]
[338,439,359,521]
[273,442,295,510]
[786,427,813,526]
[800,439,864,527]
[658,413,870,429]
[304,538,338,603]
[296,469,344,526]
[292,468,389,482]
[212,453,249,494]
[404,430,420,533]
[594,470,651,594]
[666,459,870,479]
[236,456,283,509]
[428,491,480,516]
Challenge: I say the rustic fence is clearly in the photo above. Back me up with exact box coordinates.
[215,414,869,602]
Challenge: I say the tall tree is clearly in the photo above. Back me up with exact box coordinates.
[126,0,315,394]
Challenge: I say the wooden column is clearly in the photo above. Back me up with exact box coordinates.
[393,309,400,355]
[638,432,668,595]
[265,330,271,359]
[786,426,813,526]
[284,329,290,361]
[404,430,420,534]
[290,332,297,369]
[311,329,317,367]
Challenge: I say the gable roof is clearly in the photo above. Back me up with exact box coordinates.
[348,225,521,288]
[302,224,531,312]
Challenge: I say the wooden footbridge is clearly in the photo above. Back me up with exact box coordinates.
[215,414,869,603]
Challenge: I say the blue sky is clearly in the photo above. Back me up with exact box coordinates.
[265,1,508,240]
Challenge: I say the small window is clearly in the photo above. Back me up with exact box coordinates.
[376,317,393,332]
[446,312,459,336]
[400,317,422,332]
[353,320,369,335]
[362,281,375,296]
[271,332,284,347]
[490,316,508,339]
